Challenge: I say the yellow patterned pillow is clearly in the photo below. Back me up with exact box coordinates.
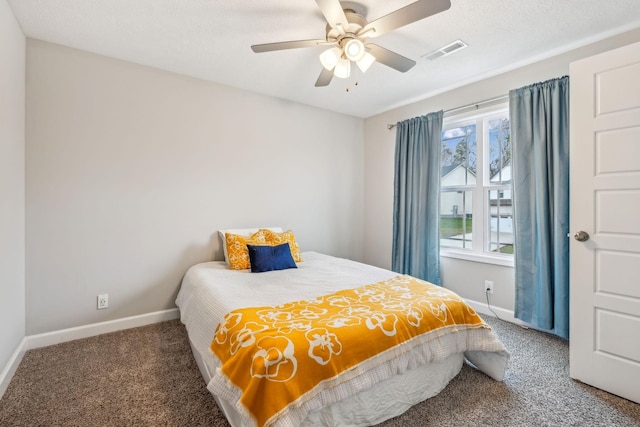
[226,230,269,270]
[259,229,303,262]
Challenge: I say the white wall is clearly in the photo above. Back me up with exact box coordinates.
[0,0,26,374]
[25,40,365,335]
[363,28,640,313]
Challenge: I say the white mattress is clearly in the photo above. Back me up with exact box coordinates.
[176,252,509,426]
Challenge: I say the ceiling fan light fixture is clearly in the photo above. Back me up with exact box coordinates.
[253,0,452,87]
[356,51,376,73]
[334,57,351,79]
[319,47,342,70]
[344,38,365,61]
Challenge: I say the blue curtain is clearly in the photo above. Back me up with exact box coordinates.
[510,76,570,339]
[392,111,443,284]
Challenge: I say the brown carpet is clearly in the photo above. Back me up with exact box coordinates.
[1,317,639,426]
[0,320,226,427]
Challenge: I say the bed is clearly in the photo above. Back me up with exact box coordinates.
[176,242,509,427]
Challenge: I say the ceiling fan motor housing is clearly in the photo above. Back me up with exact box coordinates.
[325,9,368,48]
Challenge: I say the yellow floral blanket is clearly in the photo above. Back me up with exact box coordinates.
[210,274,488,427]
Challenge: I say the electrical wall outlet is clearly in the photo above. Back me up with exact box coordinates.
[97,293,109,309]
[484,280,494,294]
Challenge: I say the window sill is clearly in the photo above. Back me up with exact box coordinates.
[440,248,514,267]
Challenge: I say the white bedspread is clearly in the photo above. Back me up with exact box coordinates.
[176,252,509,427]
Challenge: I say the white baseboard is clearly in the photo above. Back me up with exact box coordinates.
[466,298,537,329]
[23,308,180,351]
[0,337,27,399]
[0,308,180,399]
[466,298,515,322]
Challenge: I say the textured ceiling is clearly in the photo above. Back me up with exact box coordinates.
[8,0,640,118]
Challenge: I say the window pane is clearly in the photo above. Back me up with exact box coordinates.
[442,124,477,186]
[488,118,511,184]
[440,189,473,249]
[488,189,513,254]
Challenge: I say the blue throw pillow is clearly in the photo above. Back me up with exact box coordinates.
[247,243,297,273]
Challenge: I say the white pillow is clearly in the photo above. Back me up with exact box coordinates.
[218,227,283,265]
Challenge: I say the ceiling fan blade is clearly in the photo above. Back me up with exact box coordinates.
[251,39,326,53]
[315,0,349,29]
[360,0,451,38]
[367,44,416,73]
[315,68,334,87]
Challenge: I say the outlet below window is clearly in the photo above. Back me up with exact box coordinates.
[484,280,494,294]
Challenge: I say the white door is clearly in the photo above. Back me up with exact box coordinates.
[569,40,640,404]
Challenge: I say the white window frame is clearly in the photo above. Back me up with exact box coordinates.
[440,103,514,267]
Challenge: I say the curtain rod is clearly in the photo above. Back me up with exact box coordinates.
[386,94,509,130]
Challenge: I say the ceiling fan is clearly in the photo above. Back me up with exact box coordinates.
[251,0,452,87]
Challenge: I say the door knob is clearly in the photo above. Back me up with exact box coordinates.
[574,231,589,242]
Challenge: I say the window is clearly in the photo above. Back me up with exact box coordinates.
[440,104,513,266]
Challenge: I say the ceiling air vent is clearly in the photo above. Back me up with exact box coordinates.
[422,39,468,61]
